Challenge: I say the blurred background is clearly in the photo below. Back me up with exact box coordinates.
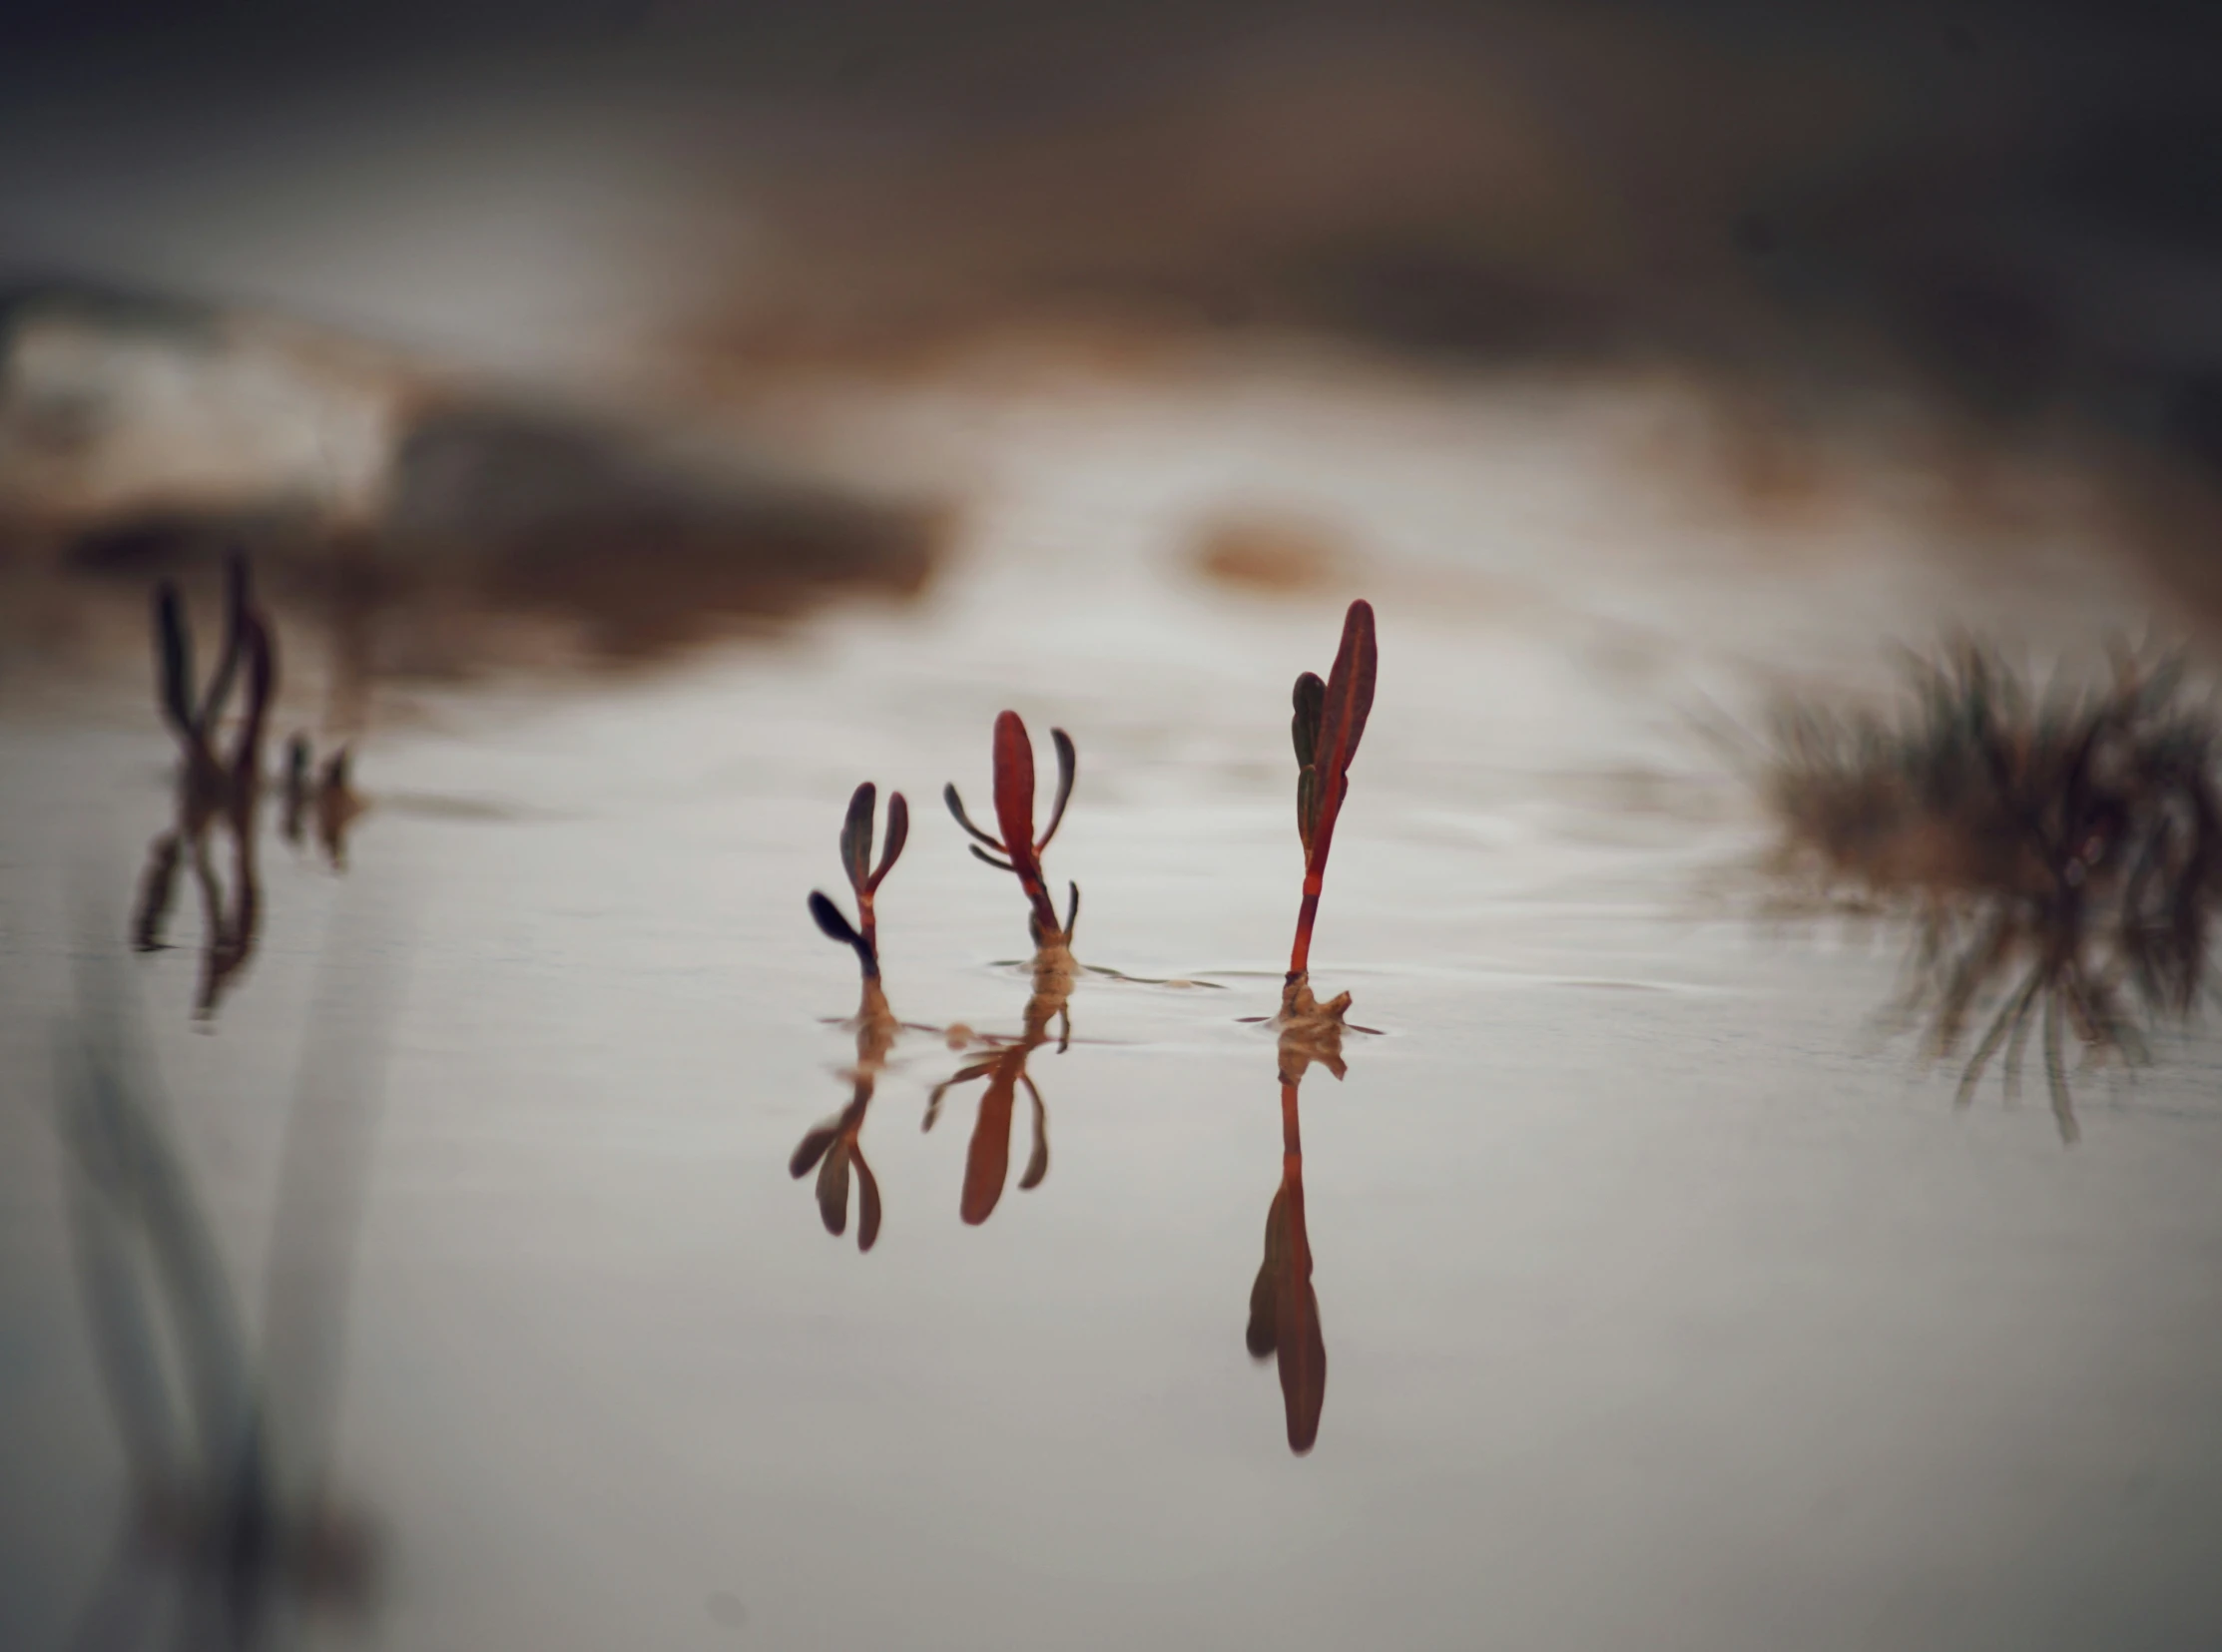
[9,6,2222,1651]
[8,0,2222,668]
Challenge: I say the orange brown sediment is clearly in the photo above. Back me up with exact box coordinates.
[1190,514,1348,594]
[1,387,951,686]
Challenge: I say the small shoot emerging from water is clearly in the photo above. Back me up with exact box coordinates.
[808,782,909,984]
[1765,641,2222,1141]
[1283,599,1378,1024]
[1248,1019,1339,1456]
[946,711,1081,948]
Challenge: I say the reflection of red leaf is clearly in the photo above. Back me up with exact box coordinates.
[960,1060,1020,1226]
[1017,1078,1049,1191]
[1275,1172,1327,1454]
[817,1139,852,1236]
[855,1156,882,1252]
[1246,1187,1286,1359]
[789,1123,839,1179]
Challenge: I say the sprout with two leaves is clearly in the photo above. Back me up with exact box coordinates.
[945,712,1081,955]
[1281,599,1378,1027]
[796,782,909,1251]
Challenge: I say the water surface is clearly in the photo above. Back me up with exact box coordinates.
[6,366,2222,1651]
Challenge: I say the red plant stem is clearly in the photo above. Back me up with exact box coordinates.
[1288,793,1345,975]
[1289,873,1325,979]
[1013,865,1059,938]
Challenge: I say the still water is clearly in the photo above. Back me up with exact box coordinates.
[6,363,2222,1650]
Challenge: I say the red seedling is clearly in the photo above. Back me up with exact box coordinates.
[796,786,908,1252]
[945,712,1080,945]
[808,782,908,980]
[1283,600,1378,1015]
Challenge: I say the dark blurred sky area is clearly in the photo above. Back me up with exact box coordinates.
[7,1,2222,484]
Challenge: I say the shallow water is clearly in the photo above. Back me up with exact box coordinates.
[6,365,2222,1651]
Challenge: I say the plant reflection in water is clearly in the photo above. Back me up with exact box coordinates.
[1765,642,2222,1141]
[790,604,1382,1453]
[133,553,375,1030]
[132,553,277,1024]
[1248,1015,1343,1456]
[923,941,1074,1228]
[795,783,911,1249]
[1278,600,1378,1032]
[279,736,366,872]
[54,918,395,1649]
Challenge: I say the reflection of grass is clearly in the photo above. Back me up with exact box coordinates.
[55,933,389,1643]
[136,551,276,1022]
[1766,642,2222,1139]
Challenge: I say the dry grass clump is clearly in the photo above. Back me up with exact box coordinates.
[1766,642,2222,1138]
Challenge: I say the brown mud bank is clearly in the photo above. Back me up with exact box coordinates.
[0,283,949,693]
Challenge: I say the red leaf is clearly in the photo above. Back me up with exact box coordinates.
[1038,728,1077,849]
[868,792,908,890]
[991,711,1037,868]
[1309,600,1377,872]
[990,711,1058,933]
[841,783,875,891]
